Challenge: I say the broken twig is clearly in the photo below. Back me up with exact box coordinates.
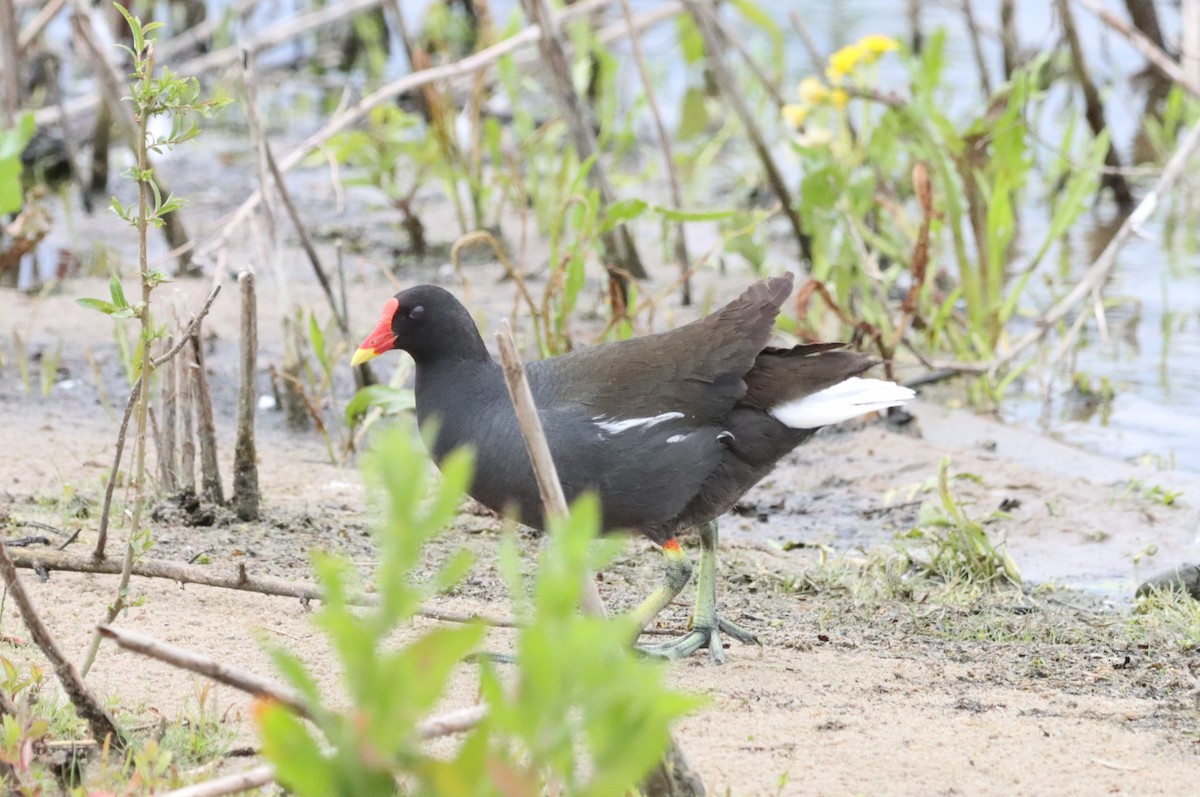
[0,541,124,750]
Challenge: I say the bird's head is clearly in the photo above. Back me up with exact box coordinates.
[351,285,483,366]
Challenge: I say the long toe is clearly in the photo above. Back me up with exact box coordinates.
[637,612,757,664]
[717,615,760,646]
[638,625,728,664]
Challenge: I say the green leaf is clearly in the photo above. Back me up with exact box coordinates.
[308,312,329,376]
[108,276,128,309]
[598,198,647,234]
[76,298,119,316]
[0,112,34,160]
[344,384,415,427]
[256,702,337,797]
[675,14,705,63]
[0,112,34,215]
[677,87,709,140]
[157,192,184,216]
[113,2,144,54]
[653,205,742,222]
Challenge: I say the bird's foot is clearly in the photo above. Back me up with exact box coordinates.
[638,615,759,665]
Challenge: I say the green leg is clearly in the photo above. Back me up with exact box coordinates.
[639,521,759,664]
[632,538,693,635]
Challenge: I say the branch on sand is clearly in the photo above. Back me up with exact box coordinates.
[0,542,125,750]
[100,625,488,797]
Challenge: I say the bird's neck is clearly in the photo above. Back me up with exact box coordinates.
[413,350,505,460]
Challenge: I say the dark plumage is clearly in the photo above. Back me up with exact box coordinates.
[352,273,913,662]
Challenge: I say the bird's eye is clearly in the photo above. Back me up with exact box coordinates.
[409,305,425,319]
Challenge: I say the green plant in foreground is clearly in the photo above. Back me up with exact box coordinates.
[75,3,224,677]
[899,457,1021,586]
[256,428,699,795]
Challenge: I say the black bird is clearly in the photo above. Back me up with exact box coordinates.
[351,273,913,662]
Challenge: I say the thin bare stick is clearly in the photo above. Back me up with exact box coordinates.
[159,335,178,492]
[708,9,785,107]
[159,765,275,797]
[495,323,607,618]
[252,66,375,387]
[415,704,488,738]
[178,350,197,495]
[233,272,260,521]
[241,52,338,328]
[43,0,674,133]
[1075,0,1200,96]
[46,53,94,214]
[989,116,1200,374]
[93,285,222,561]
[154,0,262,63]
[960,0,993,96]
[689,0,812,263]
[156,287,223,368]
[36,0,380,130]
[1000,0,1017,80]
[1122,0,1166,48]
[199,0,684,266]
[101,624,493,745]
[518,0,647,283]
[0,542,125,749]
[7,547,528,628]
[68,0,193,271]
[0,0,19,126]
[99,624,486,782]
[381,0,417,69]
[787,10,824,73]
[618,0,692,304]
[100,625,307,715]
[1055,0,1135,211]
[907,0,923,54]
[1184,0,1200,90]
[16,0,67,54]
[190,334,224,504]
[241,52,307,433]
[93,379,140,563]
[184,0,382,75]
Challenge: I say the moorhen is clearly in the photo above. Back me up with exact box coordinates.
[351,273,913,662]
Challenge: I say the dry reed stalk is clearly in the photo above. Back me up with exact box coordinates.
[233,271,260,521]
[190,333,224,504]
[178,351,197,495]
[519,0,648,283]
[158,334,178,492]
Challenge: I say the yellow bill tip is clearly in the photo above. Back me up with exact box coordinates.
[350,347,379,367]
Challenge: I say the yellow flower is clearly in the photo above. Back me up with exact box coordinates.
[798,77,828,105]
[860,34,899,55]
[826,35,899,80]
[794,127,834,148]
[782,104,809,129]
[826,43,865,81]
[830,88,849,109]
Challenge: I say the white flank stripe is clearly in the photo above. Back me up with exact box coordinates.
[769,377,915,429]
[594,411,684,434]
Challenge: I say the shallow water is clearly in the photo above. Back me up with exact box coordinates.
[33,0,1200,473]
[404,0,1198,473]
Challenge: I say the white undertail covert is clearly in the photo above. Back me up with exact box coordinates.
[769,377,915,429]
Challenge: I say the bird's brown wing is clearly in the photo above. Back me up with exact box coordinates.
[530,274,795,422]
[741,344,877,411]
